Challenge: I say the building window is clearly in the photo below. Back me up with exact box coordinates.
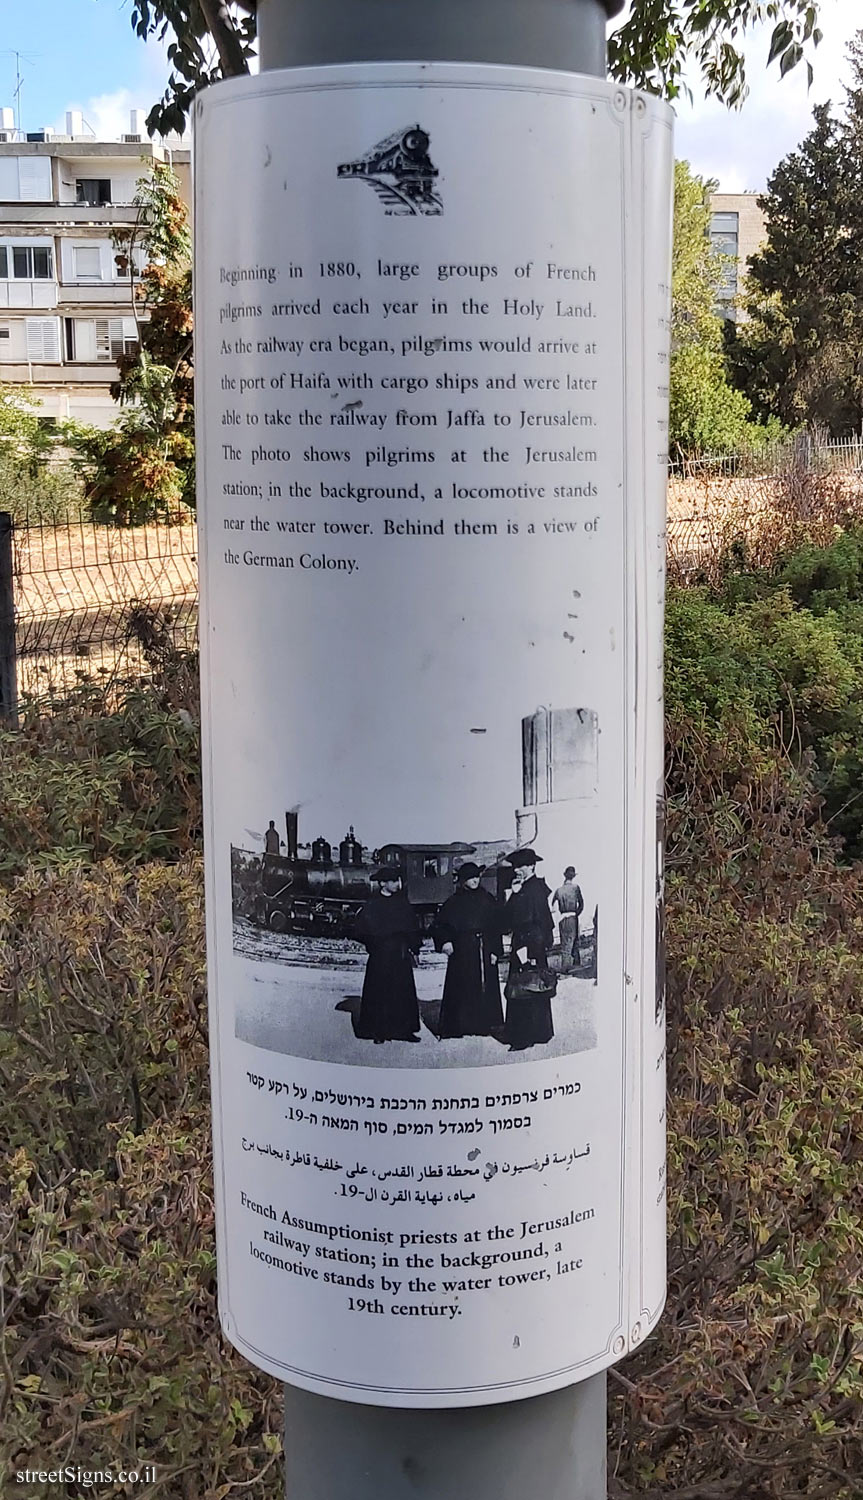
[1,244,53,279]
[710,211,739,309]
[114,246,146,280]
[73,245,102,280]
[76,178,111,206]
[95,317,138,361]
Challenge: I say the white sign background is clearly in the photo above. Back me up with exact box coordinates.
[195,64,672,1407]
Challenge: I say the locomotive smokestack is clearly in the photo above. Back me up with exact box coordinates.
[285,807,299,861]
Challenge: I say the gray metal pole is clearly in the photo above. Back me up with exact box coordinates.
[0,512,17,721]
[254,1,625,1495]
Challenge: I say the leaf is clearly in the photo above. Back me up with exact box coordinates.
[780,42,804,77]
[768,21,793,64]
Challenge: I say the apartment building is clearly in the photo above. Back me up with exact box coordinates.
[0,108,190,426]
[708,191,767,321]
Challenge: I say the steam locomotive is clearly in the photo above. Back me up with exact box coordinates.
[234,707,601,940]
[337,125,442,213]
[235,809,501,937]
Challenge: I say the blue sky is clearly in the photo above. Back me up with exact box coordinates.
[1,0,174,139]
[2,0,859,185]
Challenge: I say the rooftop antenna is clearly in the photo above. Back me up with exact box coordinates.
[13,52,23,135]
[3,50,37,136]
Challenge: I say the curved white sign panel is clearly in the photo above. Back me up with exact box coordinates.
[195,63,672,1407]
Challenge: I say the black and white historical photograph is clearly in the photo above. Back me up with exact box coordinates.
[230,705,602,1068]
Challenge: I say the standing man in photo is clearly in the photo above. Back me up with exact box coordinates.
[353,868,423,1044]
[502,849,555,1052]
[433,862,504,1039]
[552,866,585,973]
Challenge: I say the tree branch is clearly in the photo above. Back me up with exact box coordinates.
[195,0,249,78]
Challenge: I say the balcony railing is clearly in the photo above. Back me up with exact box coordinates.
[0,360,119,383]
[0,203,140,225]
[57,283,140,306]
[0,279,58,310]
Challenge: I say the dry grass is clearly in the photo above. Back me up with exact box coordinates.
[666,469,863,586]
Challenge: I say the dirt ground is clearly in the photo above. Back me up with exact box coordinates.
[231,919,599,1070]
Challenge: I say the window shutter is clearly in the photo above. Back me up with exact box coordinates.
[108,317,126,358]
[18,157,51,201]
[25,316,61,362]
[0,160,18,199]
[73,245,102,280]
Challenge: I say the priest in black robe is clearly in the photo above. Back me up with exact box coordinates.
[502,848,555,1051]
[433,862,504,1038]
[353,869,422,1043]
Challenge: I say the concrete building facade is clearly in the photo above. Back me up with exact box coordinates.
[708,191,767,320]
[0,108,190,426]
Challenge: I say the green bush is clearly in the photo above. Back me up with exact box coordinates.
[0,860,206,1174]
[667,532,863,859]
[2,1124,282,1496]
[0,679,201,877]
[0,449,85,524]
[611,720,863,1498]
[0,857,283,1497]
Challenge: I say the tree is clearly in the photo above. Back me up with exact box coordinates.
[729,90,863,435]
[113,160,194,449]
[0,387,83,522]
[131,0,821,137]
[668,161,758,457]
[70,162,194,525]
[131,0,257,137]
[608,0,821,106]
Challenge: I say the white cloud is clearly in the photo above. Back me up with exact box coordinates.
[53,87,138,141]
[52,36,186,142]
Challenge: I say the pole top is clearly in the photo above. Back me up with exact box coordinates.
[259,0,618,78]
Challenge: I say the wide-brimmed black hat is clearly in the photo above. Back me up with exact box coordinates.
[506,848,542,869]
[371,866,403,884]
[455,861,484,883]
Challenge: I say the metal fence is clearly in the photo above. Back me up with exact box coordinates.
[670,433,863,480]
[0,509,198,708]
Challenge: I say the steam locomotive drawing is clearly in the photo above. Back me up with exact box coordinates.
[337,124,443,215]
[233,809,500,936]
